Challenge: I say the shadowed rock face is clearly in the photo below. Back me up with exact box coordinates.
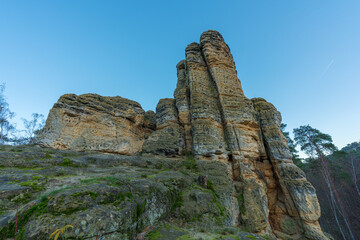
[142,98,184,155]
[38,30,327,239]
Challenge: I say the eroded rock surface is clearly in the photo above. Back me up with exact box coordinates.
[142,30,327,239]
[35,30,327,239]
[0,145,262,240]
[37,94,153,155]
[142,98,184,156]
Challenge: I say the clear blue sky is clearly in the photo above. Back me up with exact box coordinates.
[1,0,359,150]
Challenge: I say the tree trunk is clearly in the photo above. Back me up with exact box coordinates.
[350,153,360,199]
[307,135,355,240]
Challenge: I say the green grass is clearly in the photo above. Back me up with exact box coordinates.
[40,186,73,199]
[11,192,33,204]
[135,200,147,220]
[171,192,183,211]
[183,155,197,171]
[3,166,46,170]
[237,194,245,215]
[0,198,49,238]
[32,176,42,180]
[71,191,99,200]
[146,230,165,240]
[245,235,257,240]
[10,149,23,153]
[81,176,119,185]
[18,180,44,191]
[59,157,77,167]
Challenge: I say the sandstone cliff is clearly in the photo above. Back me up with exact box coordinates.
[37,30,328,239]
[37,93,155,155]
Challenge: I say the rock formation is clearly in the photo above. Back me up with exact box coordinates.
[37,30,328,239]
[37,94,155,155]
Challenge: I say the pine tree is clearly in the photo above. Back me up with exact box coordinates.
[294,125,354,240]
[280,123,301,166]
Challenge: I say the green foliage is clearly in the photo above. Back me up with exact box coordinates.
[18,180,44,191]
[80,176,129,187]
[61,157,72,166]
[18,227,26,240]
[40,187,73,200]
[71,191,98,200]
[10,148,22,152]
[157,169,171,174]
[155,162,163,169]
[183,152,197,171]
[32,176,42,180]
[171,192,183,211]
[237,194,245,215]
[261,235,277,240]
[206,180,224,217]
[327,150,354,184]
[280,123,307,169]
[301,157,321,171]
[125,192,133,199]
[245,235,257,240]
[293,125,337,157]
[113,192,132,206]
[146,229,165,240]
[10,192,33,204]
[59,157,77,167]
[135,200,147,220]
[0,198,49,238]
[207,180,214,192]
[280,123,299,160]
[115,192,125,202]
[179,170,190,176]
[303,148,356,184]
[342,141,360,153]
[335,169,352,183]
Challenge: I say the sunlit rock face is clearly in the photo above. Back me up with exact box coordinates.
[38,30,328,239]
[37,93,154,155]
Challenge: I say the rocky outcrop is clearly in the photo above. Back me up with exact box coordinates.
[0,145,268,240]
[142,30,327,239]
[37,94,153,155]
[253,98,324,239]
[142,98,184,156]
[37,30,328,239]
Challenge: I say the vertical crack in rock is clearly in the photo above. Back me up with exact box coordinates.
[252,97,326,239]
[174,60,193,154]
[199,30,271,234]
[142,98,184,156]
[183,42,227,158]
[38,30,329,240]
[198,42,231,160]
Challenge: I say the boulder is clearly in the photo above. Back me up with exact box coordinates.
[37,94,153,155]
